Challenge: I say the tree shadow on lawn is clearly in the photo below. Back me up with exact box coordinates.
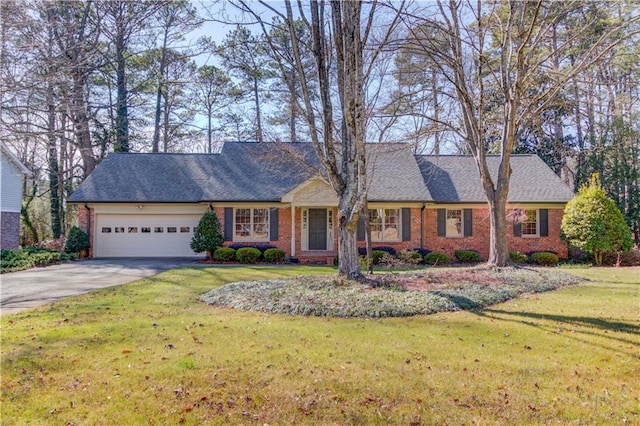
[472,308,640,358]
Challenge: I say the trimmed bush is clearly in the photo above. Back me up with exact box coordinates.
[371,250,386,265]
[64,226,90,254]
[454,249,481,263]
[213,247,236,262]
[397,250,423,265]
[424,251,449,265]
[264,248,286,263]
[228,244,277,254]
[236,247,262,264]
[509,251,528,263]
[531,251,559,266]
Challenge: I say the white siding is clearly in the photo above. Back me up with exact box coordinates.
[1,153,23,213]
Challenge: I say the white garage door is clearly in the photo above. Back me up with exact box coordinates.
[95,214,203,257]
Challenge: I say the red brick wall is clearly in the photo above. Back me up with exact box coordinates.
[218,206,293,256]
[355,207,424,253]
[82,205,567,261]
[424,207,568,260]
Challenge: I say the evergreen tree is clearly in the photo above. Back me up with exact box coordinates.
[561,174,634,265]
[190,210,223,259]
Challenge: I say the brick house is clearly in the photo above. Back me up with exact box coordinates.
[1,142,30,250]
[68,142,574,261]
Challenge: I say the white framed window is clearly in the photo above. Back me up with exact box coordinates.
[368,208,400,242]
[446,209,463,237]
[234,208,269,241]
[521,209,538,237]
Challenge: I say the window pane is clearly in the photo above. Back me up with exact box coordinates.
[128,227,138,233]
[180,227,190,233]
[154,227,164,233]
[101,227,111,233]
[142,227,151,233]
[235,209,251,238]
[368,209,383,241]
[446,210,463,237]
[114,227,124,233]
[167,227,177,233]
[253,209,269,240]
[384,209,400,240]
[522,209,537,235]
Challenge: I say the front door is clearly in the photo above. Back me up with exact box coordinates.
[308,208,327,250]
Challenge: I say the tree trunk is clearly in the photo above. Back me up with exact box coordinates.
[72,69,96,176]
[114,10,129,152]
[47,83,62,239]
[152,25,170,153]
[253,76,263,143]
[337,205,362,279]
[486,197,510,266]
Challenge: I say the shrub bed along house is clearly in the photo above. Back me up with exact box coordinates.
[1,247,76,273]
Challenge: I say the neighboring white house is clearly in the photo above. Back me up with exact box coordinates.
[1,142,30,250]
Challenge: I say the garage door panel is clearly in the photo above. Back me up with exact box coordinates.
[96,214,204,257]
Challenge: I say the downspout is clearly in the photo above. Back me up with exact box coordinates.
[290,203,296,257]
[84,203,91,257]
[420,203,426,249]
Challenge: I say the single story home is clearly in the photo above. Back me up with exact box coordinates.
[1,142,30,250]
[67,142,574,261]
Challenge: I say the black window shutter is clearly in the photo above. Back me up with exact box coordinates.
[224,207,233,240]
[357,214,365,241]
[270,208,279,241]
[513,223,522,237]
[463,209,473,237]
[437,209,446,237]
[401,208,411,241]
[539,209,548,237]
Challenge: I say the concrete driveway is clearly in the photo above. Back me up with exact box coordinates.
[0,258,198,316]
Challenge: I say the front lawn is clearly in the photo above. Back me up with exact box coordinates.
[1,266,638,424]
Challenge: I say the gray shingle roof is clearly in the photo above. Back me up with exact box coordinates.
[416,155,574,203]
[68,143,572,204]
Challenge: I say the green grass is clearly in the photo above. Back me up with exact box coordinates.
[1,266,638,425]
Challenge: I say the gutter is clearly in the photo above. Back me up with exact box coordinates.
[420,203,426,249]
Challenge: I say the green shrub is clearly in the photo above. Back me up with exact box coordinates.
[424,251,449,265]
[1,247,69,273]
[531,252,559,266]
[264,248,286,263]
[235,247,262,264]
[509,251,528,263]
[213,247,236,262]
[454,249,481,263]
[397,250,423,264]
[371,250,386,265]
[561,174,634,265]
[191,210,224,259]
[64,226,90,254]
